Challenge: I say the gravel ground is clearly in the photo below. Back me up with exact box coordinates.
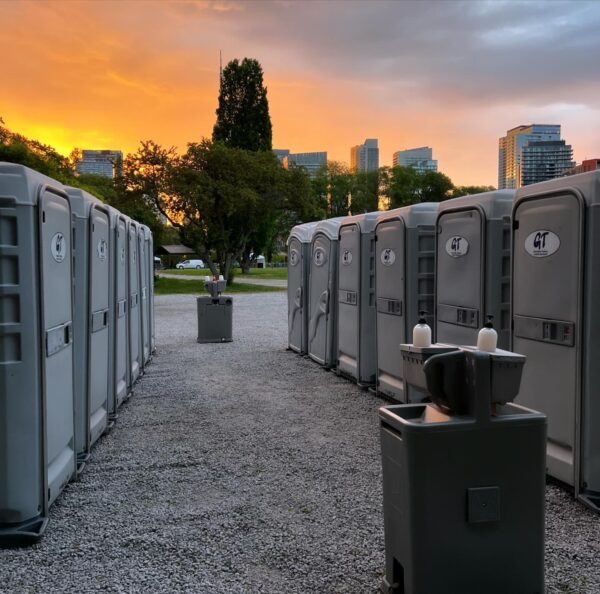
[0,292,599,593]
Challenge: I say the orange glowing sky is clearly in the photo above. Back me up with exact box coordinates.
[3,0,600,186]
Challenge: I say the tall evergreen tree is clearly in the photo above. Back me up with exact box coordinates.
[213,58,273,151]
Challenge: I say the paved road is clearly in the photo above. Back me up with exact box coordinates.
[158,271,287,288]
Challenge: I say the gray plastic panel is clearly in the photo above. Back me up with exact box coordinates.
[114,215,128,406]
[128,220,141,386]
[287,236,304,353]
[337,223,360,380]
[40,188,76,508]
[138,226,150,366]
[308,232,337,367]
[512,192,582,487]
[88,205,110,446]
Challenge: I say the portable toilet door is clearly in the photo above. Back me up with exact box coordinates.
[435,190,514,348]
[114,213,129,407]
[143,225,154,360]
[105,206,118,418]
[128,219,142,386]
[375,203,438,401]
[147,227,156,354]
[65,187,110,469]
[512,171,600,510]
[0,163,76,543]
[336,211,380,386]
[287,221,319,354]
[138,225,150,367]
[307,218,345,367]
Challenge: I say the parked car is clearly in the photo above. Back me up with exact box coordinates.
[176,259,205,270]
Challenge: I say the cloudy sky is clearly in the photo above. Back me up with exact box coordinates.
[2,0,600,185]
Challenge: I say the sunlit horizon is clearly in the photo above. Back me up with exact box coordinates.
[3,0,600,186]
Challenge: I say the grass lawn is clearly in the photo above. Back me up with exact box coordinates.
[154,276,286,296]
[165,267,288,280]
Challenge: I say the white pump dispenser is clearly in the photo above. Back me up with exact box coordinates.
[477,315,498,352]
[412,310,432,348]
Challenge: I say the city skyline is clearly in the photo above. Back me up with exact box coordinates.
[2,1,600,186]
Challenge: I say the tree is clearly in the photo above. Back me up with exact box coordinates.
[350,169,379,214]
[450,184,496,198]
[213,58,272,151]
[312,161,353,217]
[387,166,453,208]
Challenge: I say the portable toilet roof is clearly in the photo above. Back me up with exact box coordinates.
[313,217,346,240]
[437,190,515,219]
[339,211,381,234]
[287,221,320,245]
[378,202,439,226]
[0,162,65,204]
[516,169,600,205]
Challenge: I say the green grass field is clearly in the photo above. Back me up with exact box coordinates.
[165,267,288,280]
[154,276,286,296]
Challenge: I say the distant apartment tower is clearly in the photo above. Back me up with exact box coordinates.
[273,149,290,163]
[393,146,438,173]
[351,139,379,172]
[283,152,327,179]
[76,149,123,178]
[519,140,574,186]
[567,158,600,176]
[497,124,561,189]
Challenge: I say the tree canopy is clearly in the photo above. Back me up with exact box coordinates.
[213,58,273,152]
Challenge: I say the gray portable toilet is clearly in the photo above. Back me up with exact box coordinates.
[336,211,381,386]
[65,187,111,467]
[287,221,319,354]
[138,224,150,367]
[113,211,129,408]
[0,163,76,543]
[435,190,514,349]
[375,203,438,401]
[127,218,142,387]
[147,226,156,355]
[512,170,600,510]
[142,225,154,361]
[307,217,345,368]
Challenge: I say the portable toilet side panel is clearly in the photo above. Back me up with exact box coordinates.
[288,221,318,355]
[436,191,513,348]
[287,234,305,353]
[0,165,75,541]
[128,220,141,386]
[148,228,155,354]
[66,189,92,465]
[308,219,344,367]
[105,207,117,417]
[88,204,110,446]
[511,173,600,504]
[138,226,150,366]
[375,203,438,401]
[337,223,361,380]
[115,215,129,406]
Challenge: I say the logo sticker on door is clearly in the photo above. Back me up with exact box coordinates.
[380,248,396,266]
[313,247,326,267]
[290,249,299,267]
[51,232,66,263]
[342,250,353,266]
[445,236,469,258]
[525,230,560,258]
[97,239,108,261]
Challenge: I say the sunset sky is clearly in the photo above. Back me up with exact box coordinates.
[2,0,600,185]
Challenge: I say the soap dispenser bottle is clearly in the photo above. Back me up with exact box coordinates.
[412,310,432,348]
[477,315,498,352]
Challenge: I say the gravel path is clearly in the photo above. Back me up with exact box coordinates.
[0,292,598,593]
[157,272,287,288]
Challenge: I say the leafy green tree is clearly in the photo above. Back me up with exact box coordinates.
[350,169,379,214]
[213,58,272,151]
[312,161,353,217]
[387,166,453,208]
[449,184,496,198]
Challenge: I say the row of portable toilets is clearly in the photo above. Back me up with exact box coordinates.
[0,163,155,544]
[288,169,600,512]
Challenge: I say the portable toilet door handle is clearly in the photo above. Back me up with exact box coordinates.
[309,290,329,343]
[289,287,302,329]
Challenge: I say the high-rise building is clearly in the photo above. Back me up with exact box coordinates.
[497,125,561,189]
[76,149,123,178]
[519,140,574,187]
[273,149,290,163]
[393,146,438,173]
[283,152,327,178]
[351,139,379,172]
